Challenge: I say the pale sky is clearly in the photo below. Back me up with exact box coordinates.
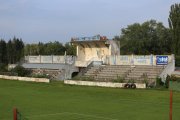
[0,0,179,43]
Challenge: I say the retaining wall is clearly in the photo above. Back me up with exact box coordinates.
[0,75,50,83]
[64,80,146,88]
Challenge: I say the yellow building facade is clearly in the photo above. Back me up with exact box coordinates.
[71,35,120,67]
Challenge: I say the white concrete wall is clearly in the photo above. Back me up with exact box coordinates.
[64,80,146,88]
[0,75,50,83]
[41,56,53,63]
[107,55,173,66]
[53,56,65,63]
[25,55,75,64]
[26,56,41,63]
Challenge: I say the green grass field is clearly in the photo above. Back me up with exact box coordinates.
[0,79,180,120]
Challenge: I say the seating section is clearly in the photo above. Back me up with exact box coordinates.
[83,65,164,83]
[125,66,163,83]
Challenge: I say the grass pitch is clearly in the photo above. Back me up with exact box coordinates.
[0,79,180,120]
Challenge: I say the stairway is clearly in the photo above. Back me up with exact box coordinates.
[125,66,163,82]
[83,65,164,84]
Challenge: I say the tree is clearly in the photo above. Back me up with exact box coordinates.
[38,42,45,55]
[0,39,7,63]
[168,3,180,55]
[65,43,76,55]
[6,37,24,64]
[44,41,65,55]
[7,40,14,63]
[27,44,39,55]
[116,20,172,55]
[24,41,67,55]
[13,37,24,63]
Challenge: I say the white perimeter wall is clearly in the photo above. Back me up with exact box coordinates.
[25,55,75,64]
[64,80,146,88]
[0,75,50,83]
[106,54,173,66]
[25,54,174,66]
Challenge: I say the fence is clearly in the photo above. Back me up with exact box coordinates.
[105,54,174,66]
[25,55,76,64]
[25,54,174,67]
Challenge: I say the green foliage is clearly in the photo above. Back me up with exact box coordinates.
[73,76,94,81]
[31,74,49,78]
[65,43,76,55]
[116,20,172,55]
[169,81,180,91]
[128,79,135,83]
[113,75,124,83]
[0,40,7,64]
[6,37,24,64]
[44,41,66,55]
[168,3,180,55]
[156,77,164,87]
[156,75,180,89]
[168,75,180,82]
[24,42,76,56]
[143,79,148,84]
[167,75,180,91]
[175,55,180,67]
[11,65,31,77]
[165,75,171,88]
[0,63,7,72]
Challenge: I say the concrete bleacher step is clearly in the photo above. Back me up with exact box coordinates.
[101,69,128,71]
[102,67,130,70]
[81,65,163,83]
[97,74,125,77]
[84,74,96,76]
[98,72,126,74]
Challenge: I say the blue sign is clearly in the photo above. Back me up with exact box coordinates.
[156,56,168,65]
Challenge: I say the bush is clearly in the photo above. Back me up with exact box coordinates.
[113,76,124,83]
[169,75,180,82]
[0,63,7,72]
[128,79,135,83]
[143,79,148,86]
[165,75,171,88]
[164,75,180,88]
[156,77,164,87]
[11,65,31,77]
[175,55,180,67]
[31,74,49,78]
[73,76,94,81]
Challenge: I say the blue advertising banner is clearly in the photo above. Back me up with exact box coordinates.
[156,56,168,65]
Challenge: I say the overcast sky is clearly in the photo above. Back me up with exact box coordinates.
[0,0,179,43]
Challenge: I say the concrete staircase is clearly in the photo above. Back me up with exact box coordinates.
[125,66,163,83]
[94,65,131,81]
[83,65,164,83]
[84,65,131,81]
[84,66,104,77]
